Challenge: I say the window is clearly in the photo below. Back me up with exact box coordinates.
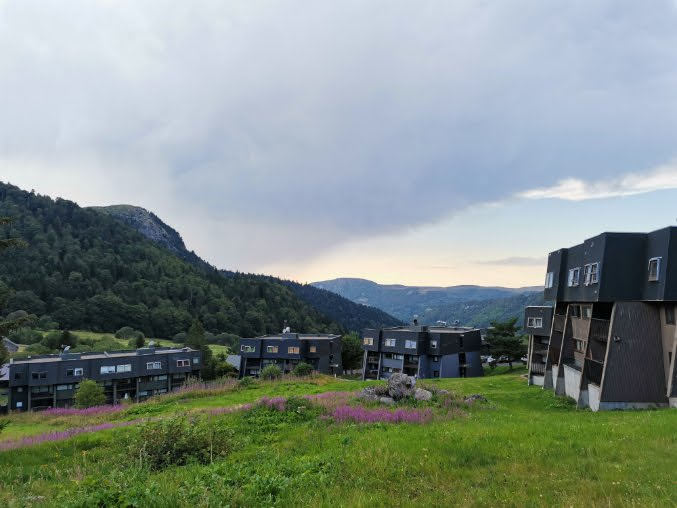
[431,356,440,362]
[100,366,116,374]
[193,357,200,364]
[545,272,554,289]
[430,340,437,349]
[151,374,167,381]
[116,364,132,373]
[267,345,279,353]
[665,306,675,325]
[570,305,581,318]
[15,401,23,408]
[648,257,661,282]
[31,372,47,380]
[363,337,374,346]
[574,339,586,353]
[384,338,396,347]
[583,306,592,319]
[14,372,21,380]
[584,262,600,285]
[241,345,255,353]
[147,361,162,370]
[568,267,580,287]
[16,387,23,392]
[56,384,73,391]
[527,317,543,328]
[288,346,300,354]
[433,370,440,377]
[309,345,317,353]
[405,340,417,349]
[176,359,190,367]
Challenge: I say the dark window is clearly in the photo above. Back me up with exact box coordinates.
[67,369,74,376]
[666,306,675,325]
[14,372,21,379]
[31,372,47,380]
[433,370,439,377]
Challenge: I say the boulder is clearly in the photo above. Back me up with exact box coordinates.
[464,394,488,404]
[379,397,395,405]
[387,373,416,400]
[414,388,433,401]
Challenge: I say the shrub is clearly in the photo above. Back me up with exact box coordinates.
[260,365,282,380]
[114,326,136,339]
[8,327,43,345]
[238,376,255,388]
[128,334,145,349]
[74,379,107,408]
[42,330,77,350]
[292,362,313,377]
[0,418,9,435]
[36,314,59,331]
[172,331,187,343]
[129,414,232,470]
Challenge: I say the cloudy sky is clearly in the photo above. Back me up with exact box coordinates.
[2,1,677,287]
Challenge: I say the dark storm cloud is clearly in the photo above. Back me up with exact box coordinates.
[2,1,677,267]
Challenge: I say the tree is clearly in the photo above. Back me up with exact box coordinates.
[341,332,363,372]
[0,341,9,365]
[129,334,145,349]
[74,379,106,408]
[486,317,528,369]
[186,319,205,348]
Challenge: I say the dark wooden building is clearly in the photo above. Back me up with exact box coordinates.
[526,227,677,410]
[361,324,483,380]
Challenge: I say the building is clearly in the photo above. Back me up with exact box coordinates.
[238,332,343,377]
[528,226,677,410]
[524,306,553,386]
[361,323,484,380]
[5,346,202,411]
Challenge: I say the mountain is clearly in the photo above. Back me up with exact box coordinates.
[312,277,542,323]
[418,292,546,329]
[0,182,339,338]
[95,205,402,331]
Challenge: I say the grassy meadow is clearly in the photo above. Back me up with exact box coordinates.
[0,368,675,507]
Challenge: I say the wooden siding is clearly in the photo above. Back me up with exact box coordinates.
[601,302,668,403]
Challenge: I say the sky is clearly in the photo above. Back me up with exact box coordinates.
[2,1,677,287]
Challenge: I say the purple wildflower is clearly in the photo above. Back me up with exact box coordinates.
[331,405,432,424]
[259,396,286,411]
[41,405,124,417]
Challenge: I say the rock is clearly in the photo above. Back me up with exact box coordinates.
[387,373,416,400]
[357,387,379,402]
[414,388,433,401]
[464,394,487,404]
[437,389,450,395]
[379,397,395,405]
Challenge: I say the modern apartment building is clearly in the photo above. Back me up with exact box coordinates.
[524,306,553,386]
[4,346,202,411]
[238,332,343,377]
[361,324,483,380]
[528,226,677,410]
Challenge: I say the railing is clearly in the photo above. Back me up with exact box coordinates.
[587,360,603,385]
[589,319,610,342]
[571,317,591,340]
[530,363,546,375]
[553,315,566,333]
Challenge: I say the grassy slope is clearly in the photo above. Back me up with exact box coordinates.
[0,371,675,507]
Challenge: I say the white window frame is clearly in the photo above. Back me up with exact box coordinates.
[309,345,317,353]
[193,357,200,364]
[583,262,600,286]
[74,367,83,376]
[176,359,190,367]
[527,317,543,328]
[240,345,255,353]
[384,338,396,347]
[545,272,554,289]
[146,361,162,370]
[116,364,132,373]
[100,366,116,374]
[568,267,580,287]
[648,257,661,282]
[363,337,374,346]
[430,340,438,349]
[405,340,417,349]
[287,346,300,354]
[266,345,279,353]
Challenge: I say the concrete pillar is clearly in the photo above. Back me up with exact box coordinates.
[52,387,56,408]
[135,378,140,403]
[361,350,367,380]
[416,356,422,378]
[376,353,382,380]
[168,375,172,393]
[7,387,11,412]
[113,380,117,404]
[27,388,31,411]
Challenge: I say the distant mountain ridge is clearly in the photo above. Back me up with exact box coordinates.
[312,277,543,326]
[94,206,401,331]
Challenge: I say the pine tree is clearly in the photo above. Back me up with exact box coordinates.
[486,317,527,369]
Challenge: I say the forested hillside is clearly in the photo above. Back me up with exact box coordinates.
[94,204,402,331]
[0,182,339,338]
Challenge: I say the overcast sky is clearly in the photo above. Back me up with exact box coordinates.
[2,1,677,287]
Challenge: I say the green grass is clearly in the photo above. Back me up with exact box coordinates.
[0,370,675,507]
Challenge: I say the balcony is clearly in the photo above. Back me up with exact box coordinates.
[530,363,545,375]
[588,319,610,342]
[571,317,591,340]
[553,315,565,333]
